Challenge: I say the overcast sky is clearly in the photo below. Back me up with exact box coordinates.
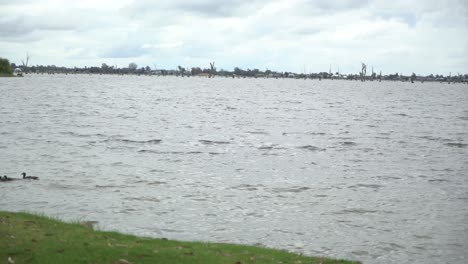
[1,0,467,75]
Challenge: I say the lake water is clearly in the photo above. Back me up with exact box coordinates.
[1,75,467,263]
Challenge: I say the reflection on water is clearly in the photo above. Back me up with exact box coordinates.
[1,75,467,264]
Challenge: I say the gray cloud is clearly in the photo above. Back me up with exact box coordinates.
[305,0,371,10]
[172,0,248,17]
[0,16,73,39]
[0,0,466,74]
[122,0,266,19]
[102,44,149,59]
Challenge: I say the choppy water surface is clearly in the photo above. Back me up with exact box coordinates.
[1,75,467,263]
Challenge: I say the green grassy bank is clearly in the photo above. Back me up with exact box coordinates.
[0,73,14,77]
[0,211,359,264]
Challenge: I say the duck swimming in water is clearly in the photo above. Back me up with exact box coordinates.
[1,175,18,181]
[22,172,39,180]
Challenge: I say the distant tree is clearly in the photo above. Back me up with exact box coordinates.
[360,62,367,81]
[209,61,216,77]
[234,67,243,76]
[128,62,138,71]
[101,63,110,73]
[21,52,31,72]
[89,66,100,73]
[145,66,151,72]
[411,72,416,83]
[191,67,202,75]
[0,58,13,75]
[177,65,186,76]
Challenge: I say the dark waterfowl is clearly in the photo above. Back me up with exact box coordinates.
[1,175,18,181]
[22,172,39,180]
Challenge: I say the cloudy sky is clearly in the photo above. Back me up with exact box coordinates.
[1,0,467,75]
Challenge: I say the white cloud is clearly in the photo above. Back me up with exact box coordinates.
[0,0,466,74]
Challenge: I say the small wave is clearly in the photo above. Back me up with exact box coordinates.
[269,186,311,193]
[351,251,369,256]
[283,132,326,136]
[282,132,301,136]
[379,242,405,251]
[414,234,432,239]
[245,131,269,135]
[281,100,302,104]
[231,184,264,191]
[148,181,167,185]
[117,114,137,119]
[138,150,182,154]
[333,208,378,215]
[339,141,357,146]
[199,139,230,145]
[149,169,173,174]
[376,175,402,180]
[95,184,130,188]
[125,196,160,202]
[138,150,202,155]
[416,136,451,142]
[130,180,147,184]
[258,144,278,150]
[101,138,162,145]
[360,148,374,152]
[120,139,162,144]
[314,194,328,197]
[307,132,326,136]
[428,179,450,183]
[444,142,467,148]
[119,208,137,214]
[348,183,383,189]
[297,145,326,151]
[60,131,106,138]
[47,183,83,190]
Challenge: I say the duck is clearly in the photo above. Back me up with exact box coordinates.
[1,175,19,181]
[22,172,39,180]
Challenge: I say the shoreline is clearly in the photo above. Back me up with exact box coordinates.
[7,72,468,84]
[0,74,15,77]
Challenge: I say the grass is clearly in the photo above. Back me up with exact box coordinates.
[0,73,14,77]
[0,211,359,264]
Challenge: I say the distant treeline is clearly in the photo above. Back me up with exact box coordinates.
[9,61,468,83]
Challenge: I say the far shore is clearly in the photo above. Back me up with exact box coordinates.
[5,71,468,84]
